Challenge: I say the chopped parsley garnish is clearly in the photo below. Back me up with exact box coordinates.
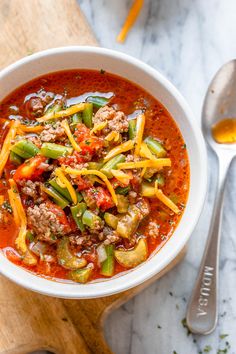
[26,231,35,243]
[203,345,212,352]
[219,334,228,340]
[181,317,191,336]
[2,201,12,214]
[216,338,231,354]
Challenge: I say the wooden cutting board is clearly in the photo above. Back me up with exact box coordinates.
[0,1,186,353]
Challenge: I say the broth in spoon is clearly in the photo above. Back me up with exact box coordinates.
[212,118,236,143]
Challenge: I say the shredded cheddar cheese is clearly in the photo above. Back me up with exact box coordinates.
[61,119,81,152]
[111,169,132,185]
[55,168,77,204]
[56,177,66,189]
[8,189,21,227]
[105,131,120,142]
[141,184,156,197]
[134,114,145,156]
[19,124,44,133]
[88,175,105,185]
[0,195,4,205]
[140,166,147,178]
[8,179,37,264]
[37,103,86,122]
[154,181,180,214]
[104,140,134,161]
[0,120,20,178]
[139,142,155,160]
[15,224,28,255]
[65,167,118,206]
[9,179,26,225]
[118,158,171,170]
[117,0,144,43]
[91,121,108,134]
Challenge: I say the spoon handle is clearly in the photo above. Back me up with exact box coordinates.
[186,153,232,334]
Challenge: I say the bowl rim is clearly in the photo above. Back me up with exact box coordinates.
[0,46,207,298]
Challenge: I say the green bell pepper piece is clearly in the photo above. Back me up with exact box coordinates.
[82,103,93,128]
[70,202,87,232]
[82,210,102,229]
[11,139,39,159]
[57,238,87,270]
[104,212,118,229]
[40,143,72,159]
[101,245,115,277]
[86,96,109,109]
[100,154,126,178]
[69,267,92,283]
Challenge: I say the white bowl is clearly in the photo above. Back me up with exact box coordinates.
[0,47,207,298]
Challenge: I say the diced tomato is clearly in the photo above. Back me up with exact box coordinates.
[13,156,47,182]
[110,172,133,189]
[59,151,88,166]
[86,186,114,211]
[79,136,103,156]
[76,176,92,191]
[74,123,104,158]
[67,213,78,232]
[74,123,90,142]
[59,139,103,166]
[110,177,127,189]
[45,201,71,233]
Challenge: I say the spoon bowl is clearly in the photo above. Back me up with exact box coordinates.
[203,59,236,154]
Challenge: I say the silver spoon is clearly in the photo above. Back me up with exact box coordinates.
[186,60,236,334]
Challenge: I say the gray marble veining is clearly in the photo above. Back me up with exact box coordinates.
[77,1,236,354]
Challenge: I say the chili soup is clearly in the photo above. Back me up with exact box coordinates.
[0,70,189,283]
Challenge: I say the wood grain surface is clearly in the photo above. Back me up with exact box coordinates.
[0,1,186,353]
[0,0,97,68]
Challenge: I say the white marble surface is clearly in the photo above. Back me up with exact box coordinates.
[75,1,236,354]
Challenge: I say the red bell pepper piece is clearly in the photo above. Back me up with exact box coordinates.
[13,156,47,182]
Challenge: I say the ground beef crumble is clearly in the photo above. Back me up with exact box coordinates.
[93,106,129,134]
[40,122,66,142]
[135,198,150,218]
[21,180,42,199]
[126,154,134,162]
[26,135,42,148]
[147,221,160,238]
[69,234,92,247]
[128,190,137,204]
[103,227,121,245]
[27,203,66,242]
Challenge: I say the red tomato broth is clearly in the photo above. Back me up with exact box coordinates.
[0,69,189,282]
